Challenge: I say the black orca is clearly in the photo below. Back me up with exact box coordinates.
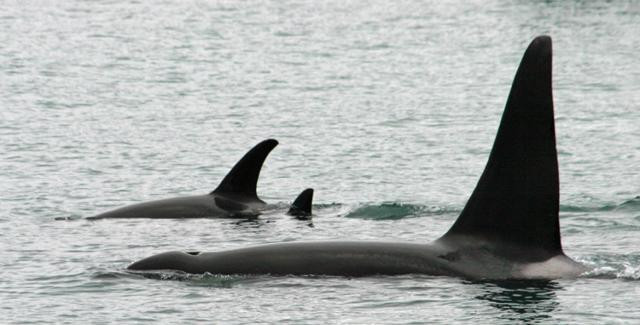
[88,139,278,219]
[127,36,590,280]
[287,188,314,220]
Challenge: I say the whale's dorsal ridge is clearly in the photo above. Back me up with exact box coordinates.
[214,196,250,212]
[211,139,278,202]
[442,36,562,259]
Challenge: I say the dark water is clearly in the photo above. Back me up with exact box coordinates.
[1,1,639,323]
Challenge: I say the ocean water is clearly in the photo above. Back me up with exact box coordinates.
[1,0,639,323]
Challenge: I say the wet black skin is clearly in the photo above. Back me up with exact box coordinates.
[88,139,277,220]
[127,36,590,280]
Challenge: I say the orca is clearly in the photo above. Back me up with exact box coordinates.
[287,188,314,220]
[88,139,279,219]
[127,36,590,280]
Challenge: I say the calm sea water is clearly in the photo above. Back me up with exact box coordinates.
[1,1,639,323]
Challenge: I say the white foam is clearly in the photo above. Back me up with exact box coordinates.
[517,255,589,279]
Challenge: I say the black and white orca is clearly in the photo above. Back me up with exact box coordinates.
[89,139,282,219]
[127,36,589,280]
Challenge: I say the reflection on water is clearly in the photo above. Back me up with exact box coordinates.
[471,280,560,323]
[232,217,270,227]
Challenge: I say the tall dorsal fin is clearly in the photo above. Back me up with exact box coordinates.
[442,36,562,257]
[288,188,314,218]
[211,139,278,201]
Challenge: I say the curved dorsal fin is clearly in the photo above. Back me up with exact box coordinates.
[442,36,562,257]
[288,188,314,218]
[211,139,278,201]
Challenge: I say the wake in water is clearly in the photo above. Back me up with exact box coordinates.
[343,195,640,221]
[345,202,459,220]
[96,269,251,287]
[580,254,640,281]
[560,195,640,213]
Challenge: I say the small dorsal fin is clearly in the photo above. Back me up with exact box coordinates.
[288,188,314,218]
[442,36,562,257]
[211,139,278,201]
